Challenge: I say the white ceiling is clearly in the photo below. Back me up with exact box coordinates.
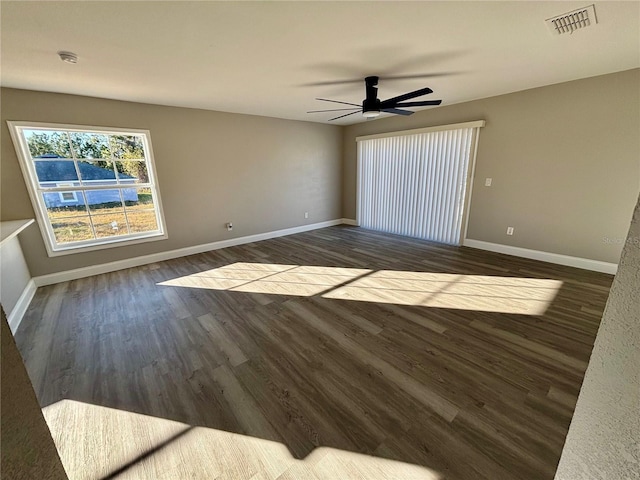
[1,1,638,125]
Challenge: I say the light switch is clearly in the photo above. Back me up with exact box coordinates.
[485,178,492,187]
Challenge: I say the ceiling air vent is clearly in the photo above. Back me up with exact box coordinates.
[545,4,597,35]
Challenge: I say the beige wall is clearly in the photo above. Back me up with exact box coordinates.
[343,69,640,264]
[3,70,638,274]
[1,88,342,276]
[554,193,640,479]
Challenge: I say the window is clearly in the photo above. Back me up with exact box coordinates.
[8,122,167,256]
[57,184,78,203]
[60,192,77,202]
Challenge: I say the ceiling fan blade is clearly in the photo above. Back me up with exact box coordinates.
[316,98,361,107]
[394,100,442,107]
[381,108,414,116]
[380,87,433,107]
[328,111,361,121]
[307,108,361,113]
[379,73,452,81]
[300,72,457,87]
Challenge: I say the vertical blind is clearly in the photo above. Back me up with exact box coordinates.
[357,123,482,245]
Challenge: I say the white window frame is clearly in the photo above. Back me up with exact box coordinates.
[7,121,168,257]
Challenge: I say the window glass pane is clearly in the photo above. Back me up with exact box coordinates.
[24,130,72,158]
[51,216,94,244]
[34,160,79,186]
[77,161,117,185]
[92,213,130,238]
[124,187,155,209]
[70,133,111,159]
[115,161,149,184]
[126,210,158,233]
[109,135,145,159]
[42,192,87,218]
[85,189,124,213]
[124,187,158,233]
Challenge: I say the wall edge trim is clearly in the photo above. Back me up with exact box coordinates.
[33,219,349,287]
[463,239,618,274]
[341,218,359,226]
[7,279,37,334]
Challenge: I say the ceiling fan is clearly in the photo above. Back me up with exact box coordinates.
[308,76,442,121]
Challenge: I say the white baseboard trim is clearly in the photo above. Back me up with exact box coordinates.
[463,239,618,274]
[34,219,347,287]
[7,279,37,334]
[341,218,359,226]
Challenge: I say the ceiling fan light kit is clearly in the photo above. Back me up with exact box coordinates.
[309,75,442,122]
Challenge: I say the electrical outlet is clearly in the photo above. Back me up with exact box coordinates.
[304,212,309,219]
[506,226,514,235]
[226,222,233,231]
[485,178,492,187]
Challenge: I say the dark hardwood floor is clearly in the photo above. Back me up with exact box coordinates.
[15,226,613,479]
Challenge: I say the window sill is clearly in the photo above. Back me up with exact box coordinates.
[45,231,168,257]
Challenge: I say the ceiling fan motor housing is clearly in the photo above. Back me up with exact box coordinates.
[362,98,381,113]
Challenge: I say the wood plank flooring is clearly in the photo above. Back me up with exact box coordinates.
[15,226,613,479]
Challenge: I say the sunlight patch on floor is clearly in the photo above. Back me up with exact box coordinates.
[323,270,563,315]
[158,262,563,315]
[159,263,372,297]
[43,399,442,480]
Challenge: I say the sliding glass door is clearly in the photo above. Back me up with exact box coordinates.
[357,121,483,245]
